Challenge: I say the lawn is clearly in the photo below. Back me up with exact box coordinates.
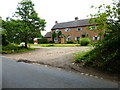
[29,44,82,47]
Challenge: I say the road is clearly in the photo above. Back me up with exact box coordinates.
[2,57,118,88]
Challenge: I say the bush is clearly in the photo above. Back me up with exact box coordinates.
[66,40,73,44]
[75,28,120,73]
[2,34,9,46]
[38,38,48,44]
[79,38,91,46]
[48,41,54,43]
[2,44,21,51]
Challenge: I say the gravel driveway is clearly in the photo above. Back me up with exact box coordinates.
[2,47,91,67]
[2,47,118,82]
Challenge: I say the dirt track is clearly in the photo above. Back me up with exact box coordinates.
[2,47,118,82]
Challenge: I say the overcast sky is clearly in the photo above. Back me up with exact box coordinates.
[0,0,113,36]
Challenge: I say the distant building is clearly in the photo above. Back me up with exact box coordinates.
[45,17,103,43]
[44,32,52,43]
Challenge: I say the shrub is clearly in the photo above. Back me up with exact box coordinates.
[66,40,73,44]
[2,44,20,51]
[74,31,120,73]
[2,34,9,46]
[48,41,54,43]
[38,38,48,44]
[79,38,91,46]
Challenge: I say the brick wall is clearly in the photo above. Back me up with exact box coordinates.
[52,26,103,43]
[46,37,52,43]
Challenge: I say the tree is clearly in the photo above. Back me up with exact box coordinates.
[2,19,23,44]
[1,29,9,46]
[89,1,119,33]
[52,31,63,43]
[0,17,9,46]
[51,31,56,43]
[57,31,62,43]
[14,0,46,48]
[76,1,120,73]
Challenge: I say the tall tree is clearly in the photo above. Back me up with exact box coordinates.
[14,0,46,48]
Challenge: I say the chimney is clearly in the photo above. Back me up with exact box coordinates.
[55,21,58,24]
[75,17,78,20]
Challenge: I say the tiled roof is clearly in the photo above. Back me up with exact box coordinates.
[44,32,51,38]
[51,19,92,30]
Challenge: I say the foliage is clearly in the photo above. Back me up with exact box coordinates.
[52,31,64,43]
[66,40,74,44]
[75,1,120,73]
[79,38,91,46]
[1,29,9,46]
[38,38,48,44]
[57,31,63,43]
[51,31,56,43]
[2,19,25,44]
[74,50,92,63]
[78,29,120,72]
[13,0,46,48]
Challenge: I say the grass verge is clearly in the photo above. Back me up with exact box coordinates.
[1,44,35,54]
[73,50,92,63]
[29,44,92,47]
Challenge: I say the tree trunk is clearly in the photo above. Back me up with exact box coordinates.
[25,40,27,48]
[24,30,28,48]
[52,37,54,43]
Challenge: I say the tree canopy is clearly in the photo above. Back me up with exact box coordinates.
[13,0,46,48]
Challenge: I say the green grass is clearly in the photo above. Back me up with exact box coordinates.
[29,43,91,47]
[73,50,92,63]
[1,44,35,54]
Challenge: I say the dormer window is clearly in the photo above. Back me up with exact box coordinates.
[65,28,70,32]
[75,28,82,31]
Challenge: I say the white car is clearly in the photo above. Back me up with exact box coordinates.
[20,42,25,46]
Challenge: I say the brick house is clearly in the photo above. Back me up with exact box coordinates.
[44,31,52,43]
[45,17,103,43]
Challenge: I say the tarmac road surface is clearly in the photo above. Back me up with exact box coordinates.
[2,57,118,88]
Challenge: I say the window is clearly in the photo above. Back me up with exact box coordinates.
[55,29,59,33]
[93,35,100,40]
[82,34,86,38]
[89,26,96,30]
[75,37,80,41]
[75,28,82,31]
[54,37,58,41]
[66,37,71,41]
[65,28,70,32]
